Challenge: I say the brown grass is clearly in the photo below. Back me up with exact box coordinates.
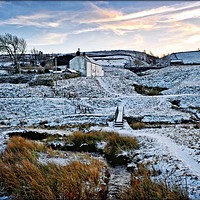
[120,164,189,200]
[104,132,139,156]
[0,136,107,200]
[47,131,139,156]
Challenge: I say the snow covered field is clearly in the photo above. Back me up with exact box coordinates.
[0,64,200,199]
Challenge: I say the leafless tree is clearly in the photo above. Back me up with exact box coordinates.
[133,59,142,67]
[30,48,43,65]
[0,33,27,72]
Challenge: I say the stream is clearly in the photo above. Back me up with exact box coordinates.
[107,166,131,199]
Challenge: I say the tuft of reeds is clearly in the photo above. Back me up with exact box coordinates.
[47,131,139,157]
[104,132,139,156]
[0,136,108,200]
[120,164,189,200]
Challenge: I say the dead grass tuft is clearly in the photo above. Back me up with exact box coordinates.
[104,132,139,156]
[120,164,189,200]
[0,136,107,200]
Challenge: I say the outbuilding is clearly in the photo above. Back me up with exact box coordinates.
[170,59,183,65]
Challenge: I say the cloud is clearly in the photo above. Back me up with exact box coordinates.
[185,35,200,44]
[1,1,200,55]
[73,27,103,34]
[28,32,68,46]
[160,5,200,23]
[70,2,200,36]
[78,2,122,23]
[0,12,64,28]
[116,2,200,22]
[1,1,200,35]
[0,2,4,7]
[75,2,200,23]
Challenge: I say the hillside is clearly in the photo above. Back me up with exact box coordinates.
[0,61,199,199]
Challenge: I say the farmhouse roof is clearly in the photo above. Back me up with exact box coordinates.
[81,55,101,66]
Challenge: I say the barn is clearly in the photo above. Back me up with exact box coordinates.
[69,53,104,77]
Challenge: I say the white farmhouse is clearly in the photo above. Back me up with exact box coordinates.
[69,54,104,77]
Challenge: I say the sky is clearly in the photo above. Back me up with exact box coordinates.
[0,1,200,57]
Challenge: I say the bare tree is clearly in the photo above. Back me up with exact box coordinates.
[30,48,43,66]
[0,33,27,72]
[133,59,142,67]
[149,51,154,57]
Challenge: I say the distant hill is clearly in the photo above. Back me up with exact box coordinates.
[159,50,200,66]
[64,49,156,68]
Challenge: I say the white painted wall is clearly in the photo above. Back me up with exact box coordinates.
[69,56,87,76]
[86,62,92,77]
[91,64,95,77]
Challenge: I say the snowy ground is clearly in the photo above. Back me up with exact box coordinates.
[114,123,200,199]
[91,122,200,199]
[0,64,200,199]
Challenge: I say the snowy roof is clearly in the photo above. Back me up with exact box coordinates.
[170,59,183,63]
[81,56,101,66]
[67,68,77,73]
[172,51,200,64]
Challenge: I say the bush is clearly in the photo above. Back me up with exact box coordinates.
[0,136,107,200]
[44,68,50,73]
[64,72,80,79]
[130,122,146,130]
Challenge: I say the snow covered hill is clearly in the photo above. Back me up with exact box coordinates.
[0,63,199,199]
[138,65,200,90]
[85,50,155,68]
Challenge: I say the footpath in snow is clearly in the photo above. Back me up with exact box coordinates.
[96,121,200,199]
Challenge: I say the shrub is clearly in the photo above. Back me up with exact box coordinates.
[133,84,166,96]
[64,72,80,79]
[130,122,146,130]
[120,164,189,200]
[44,68,50,73]
[0,136,107,200]
[194,122,200,129]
